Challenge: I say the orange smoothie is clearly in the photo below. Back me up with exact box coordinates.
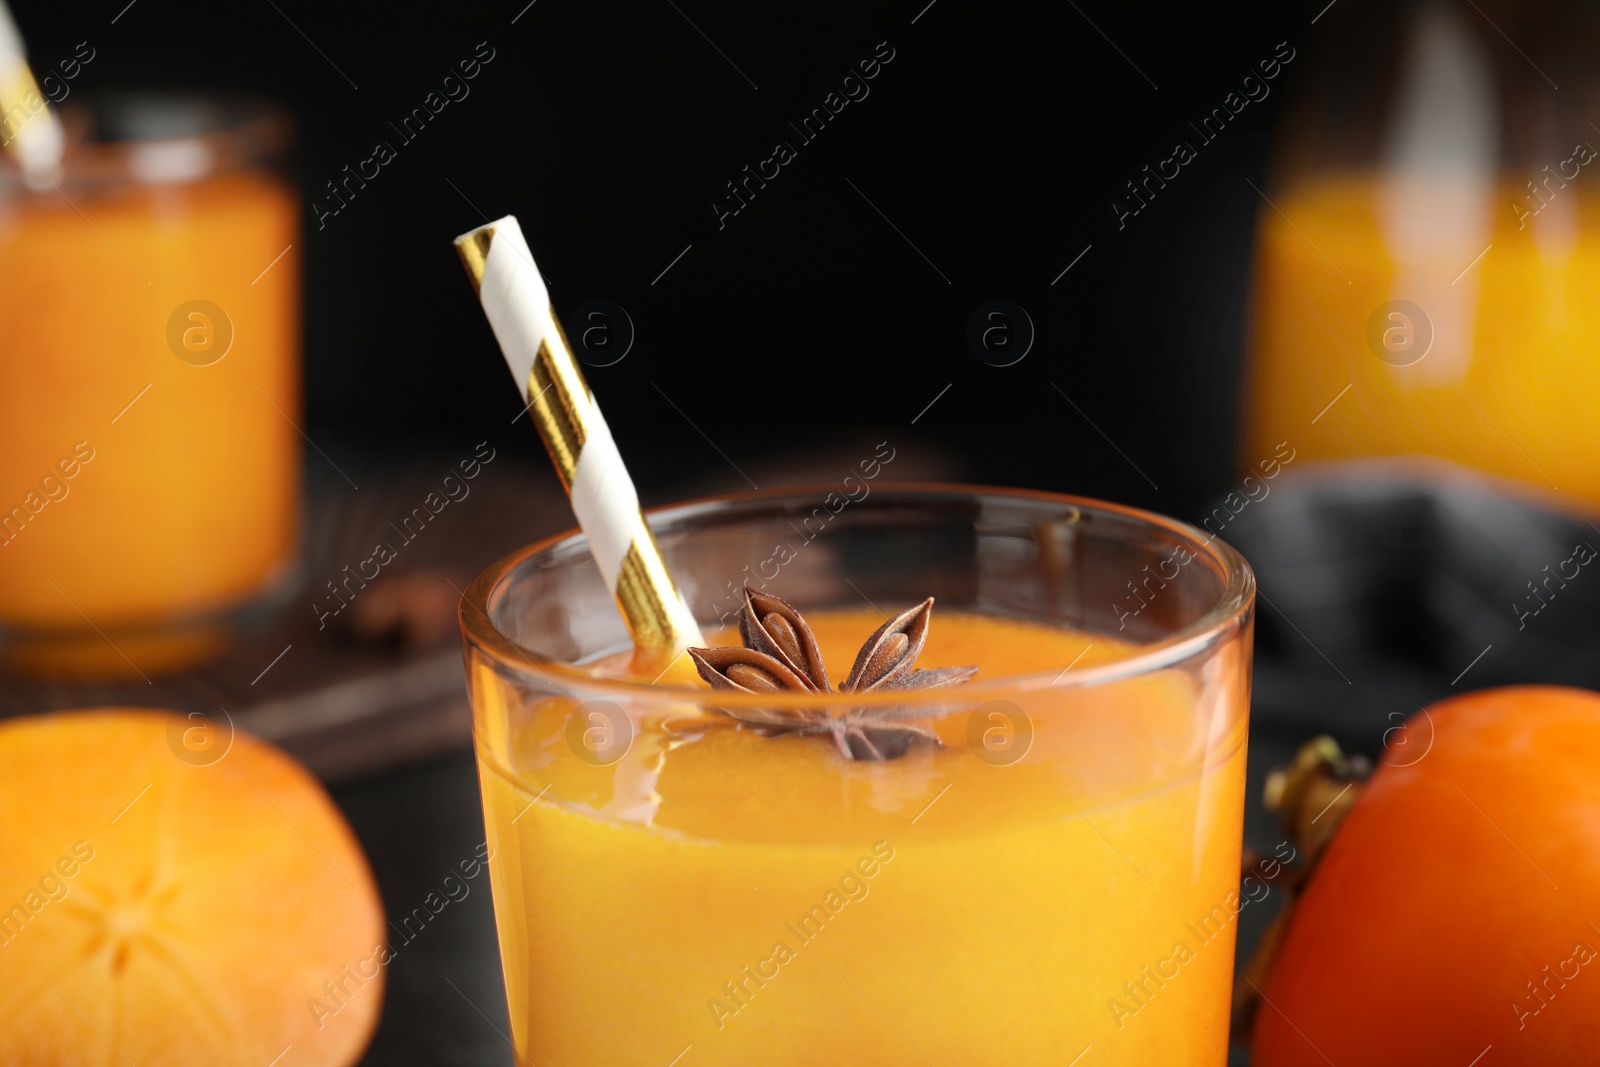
[1244,172,1600,501]
[0,164,299,668]
[473,609,1249,1065]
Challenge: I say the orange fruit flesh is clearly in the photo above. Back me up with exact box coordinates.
[474,608,1250,1066]
[0,710,383,1066]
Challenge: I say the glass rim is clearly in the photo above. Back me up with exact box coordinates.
[458,483,1256,710]
[0,91,292,192]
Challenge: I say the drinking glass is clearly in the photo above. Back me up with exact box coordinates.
[1243,0,1600,503]
[460,485,1254,1065]
[0,92,299,676]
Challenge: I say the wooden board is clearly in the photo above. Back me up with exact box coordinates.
[0,439,966,781]
[0,468,572,781]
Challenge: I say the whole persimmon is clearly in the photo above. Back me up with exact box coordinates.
[0,709,385,1066]
[1254,685,1600,1065]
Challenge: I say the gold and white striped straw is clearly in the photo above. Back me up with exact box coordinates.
[0,1,64,187]
[455,215,704,654]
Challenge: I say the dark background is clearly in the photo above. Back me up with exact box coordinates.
[15,0,1307,519]
[11,2,1327,1063]
[18,3,1600,1062]
[25,3,1593,1065]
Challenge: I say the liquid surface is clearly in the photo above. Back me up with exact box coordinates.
[472,607,1249,1065]
[587,607,1121,686]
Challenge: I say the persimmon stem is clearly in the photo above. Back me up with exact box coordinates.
[1232,736,1372,1043]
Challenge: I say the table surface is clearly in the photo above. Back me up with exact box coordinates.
[336,747,511,1066]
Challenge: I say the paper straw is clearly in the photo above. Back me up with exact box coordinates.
[455,215,704,654]
[0,1,64,187]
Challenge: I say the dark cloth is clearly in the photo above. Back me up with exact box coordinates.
[1225,458,1600,754]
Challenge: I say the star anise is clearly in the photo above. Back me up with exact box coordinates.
[688,586,978,761]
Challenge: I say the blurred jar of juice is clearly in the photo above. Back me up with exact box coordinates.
[1242,0,1600,504]
[0,95,299,675]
